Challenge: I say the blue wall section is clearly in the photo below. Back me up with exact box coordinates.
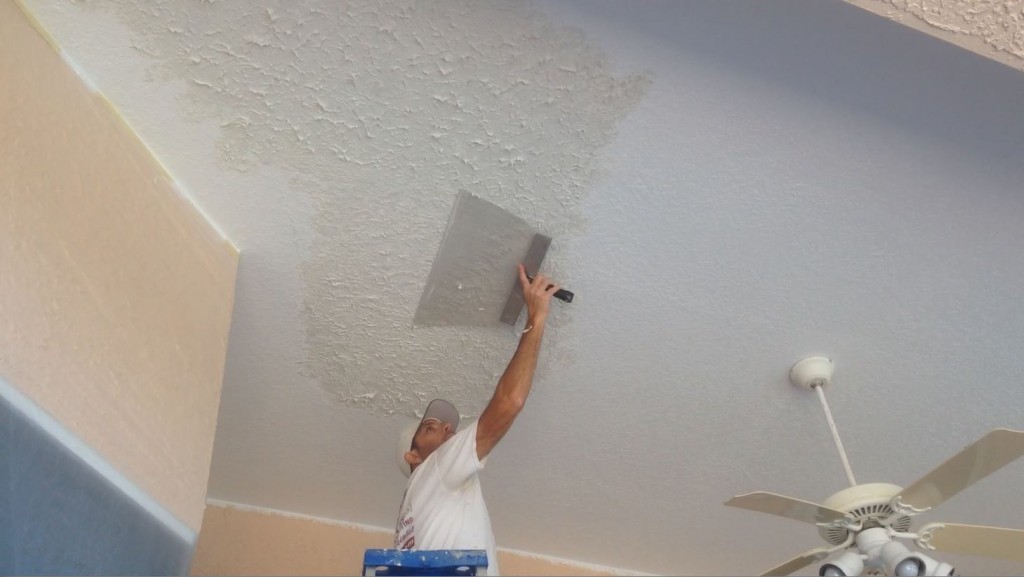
[1,397,12,574]
[0,393,194,576]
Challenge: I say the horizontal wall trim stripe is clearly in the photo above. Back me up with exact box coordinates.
[205,499,651,576]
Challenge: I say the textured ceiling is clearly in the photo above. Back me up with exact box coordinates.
[49,0,647,420]
[21,0,1024,575]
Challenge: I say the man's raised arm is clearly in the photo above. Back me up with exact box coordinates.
[475,264,560,460]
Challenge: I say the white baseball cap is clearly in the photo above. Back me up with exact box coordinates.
[397,399,460,478]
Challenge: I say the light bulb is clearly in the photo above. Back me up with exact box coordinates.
[894,557,924,577]
[880,540,925,577]
[917,553,955,577]
[820,550,863,577]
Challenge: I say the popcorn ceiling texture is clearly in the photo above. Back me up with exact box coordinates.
[71,0,649,418]
[846,0,1024,71]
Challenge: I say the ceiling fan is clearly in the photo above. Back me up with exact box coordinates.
[725,357,1024,576]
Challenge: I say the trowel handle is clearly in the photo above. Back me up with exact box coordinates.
[527,276,574,304]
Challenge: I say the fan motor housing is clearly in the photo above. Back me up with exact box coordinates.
[790,356,834,389]
[818,483,912,546]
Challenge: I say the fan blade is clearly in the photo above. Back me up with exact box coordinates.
[760,547,833,576]
[725,492,848,524]
[898,429,1024,512]
[920,522,1024,562]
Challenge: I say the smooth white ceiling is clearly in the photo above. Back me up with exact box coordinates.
[22,1,1024,574]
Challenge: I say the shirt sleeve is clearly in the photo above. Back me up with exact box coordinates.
[432,419,486,491]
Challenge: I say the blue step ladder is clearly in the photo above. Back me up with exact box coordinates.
[363,549,489,576]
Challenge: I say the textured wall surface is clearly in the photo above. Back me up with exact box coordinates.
[190,502,623,576]
[18,0,1024,574]
[846,0,1024,73]
[0,0,238,532]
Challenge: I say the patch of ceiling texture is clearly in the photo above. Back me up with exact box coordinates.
[53,0,648,419]
[18,0,1024,574]
[297,1,647,417]
[845,0,1024,73]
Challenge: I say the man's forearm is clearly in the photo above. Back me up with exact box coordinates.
[474,317,547,458]
[493,319,545,408]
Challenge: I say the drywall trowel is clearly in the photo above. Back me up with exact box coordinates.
[498,233,574,326]
[412,190,573,327]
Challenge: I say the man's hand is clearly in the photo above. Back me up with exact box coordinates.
[518,263,561,327]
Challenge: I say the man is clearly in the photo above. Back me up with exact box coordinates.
[394,264,562,576]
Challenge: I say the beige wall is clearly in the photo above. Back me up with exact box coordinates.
[191,503,621,576]
[0,0,238,533]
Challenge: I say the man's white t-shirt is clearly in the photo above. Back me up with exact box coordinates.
[395,420,499,575]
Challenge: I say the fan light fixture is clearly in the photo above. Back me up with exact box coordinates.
[723,357,1024,576]
[879,540,925,577]
[818,528,958,577]
[919,554,955,576]
[818,550,863,576]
